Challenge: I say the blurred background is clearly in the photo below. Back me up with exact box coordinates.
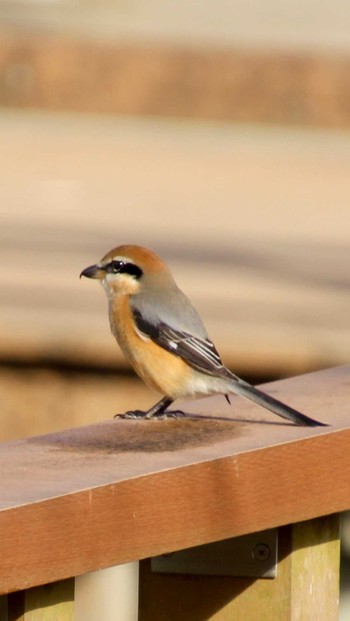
[0,0,349,616]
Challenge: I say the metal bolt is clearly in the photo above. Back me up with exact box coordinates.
[253,542,270,562]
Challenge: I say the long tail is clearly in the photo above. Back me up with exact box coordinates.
[227,377,327,427]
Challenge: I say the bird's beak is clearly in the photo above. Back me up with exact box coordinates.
[80,264,105,280]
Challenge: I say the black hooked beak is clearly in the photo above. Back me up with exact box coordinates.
[79,264,105,280]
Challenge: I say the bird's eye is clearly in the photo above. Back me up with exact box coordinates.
[111,260,123,273]
[106,260,143,279]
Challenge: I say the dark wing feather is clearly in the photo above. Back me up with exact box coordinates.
[132,308,228,377]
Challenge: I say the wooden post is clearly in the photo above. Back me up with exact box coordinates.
[7,579,74,621]
[75,562,139,621]
[139,515,340,621]
[289,514,340,620]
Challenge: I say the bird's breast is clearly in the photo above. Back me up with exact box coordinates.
[108,295,192,398]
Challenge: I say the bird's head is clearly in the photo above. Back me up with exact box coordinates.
[80,244,171,295]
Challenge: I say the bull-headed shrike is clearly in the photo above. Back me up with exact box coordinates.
[80,245,326,426]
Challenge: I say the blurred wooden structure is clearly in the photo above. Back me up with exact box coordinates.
[0,1,350,442]
[1,0,350,128]
[1,29,350,128]
[1,111,350,376]
[1,1,350,382]
[1,366,348,619]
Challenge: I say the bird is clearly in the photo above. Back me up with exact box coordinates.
[80,244,326,426]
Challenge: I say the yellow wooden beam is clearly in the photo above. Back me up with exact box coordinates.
[139,515,340,620]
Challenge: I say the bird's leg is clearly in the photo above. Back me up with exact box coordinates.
[145,397,173,418]
[117,396,185,420]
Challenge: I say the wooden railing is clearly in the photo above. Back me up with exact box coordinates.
[2,366,349,620]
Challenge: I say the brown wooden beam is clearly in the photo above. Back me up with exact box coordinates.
[0,366,348,594]
[1,29,350,127]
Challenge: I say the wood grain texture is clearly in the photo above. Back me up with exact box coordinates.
[0,366,349,595]
[291,515,340,621]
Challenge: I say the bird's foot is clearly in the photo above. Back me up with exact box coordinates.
[153,410,186,420]
[115,409,147,420]
[115,409,186,420]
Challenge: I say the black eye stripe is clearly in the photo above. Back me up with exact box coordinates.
[106,260,143,279]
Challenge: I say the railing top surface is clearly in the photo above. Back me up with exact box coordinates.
[0,365,349,593]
